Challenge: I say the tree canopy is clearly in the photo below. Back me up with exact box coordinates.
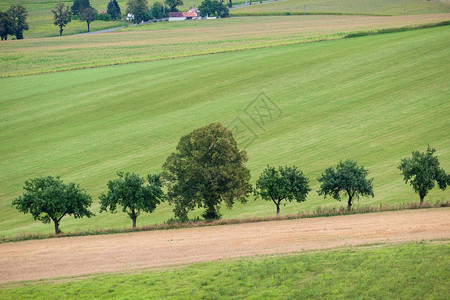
[198,0,229,17]
[399,146,449,204]
[12,176,93,234]
[162,122,252,220]
[164,0,183,12]
[255,165,310,215]
[151,2,168,19]
[71,0,91,16]
[317,160,374,210]
[99,172,165,228]
[107,0,121,20]
[0,11,16,41]
[126,0,151,23]
[52,3,71,36]
[7,5,28,40]
[80,7,97,32]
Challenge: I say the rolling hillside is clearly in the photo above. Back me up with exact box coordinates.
[1,26,449,237]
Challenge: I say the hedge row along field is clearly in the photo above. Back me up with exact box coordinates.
[1,26,449,238]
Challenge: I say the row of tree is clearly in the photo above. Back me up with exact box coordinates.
[0,5,28,40]
[12,123,449,234]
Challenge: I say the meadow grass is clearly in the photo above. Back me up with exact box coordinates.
[0,242,448,299]
[232,0,450,16]
[1,14,450,77]
[1,26,449,238]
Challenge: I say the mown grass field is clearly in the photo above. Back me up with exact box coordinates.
[1,25,449,238]
[232,0,450,16]
[1,14,450,77]
[0,242,448,298]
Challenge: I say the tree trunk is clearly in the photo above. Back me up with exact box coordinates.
[276,203,280,215]
[59,26,63,36]
[132,216,137,228]
[53,220,61,234]
[87,22,90,32]
[229,0,232,7]
[347,195,352,211]
[420,195,424,205]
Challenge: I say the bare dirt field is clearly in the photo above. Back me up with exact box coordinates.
[0,208,449,283]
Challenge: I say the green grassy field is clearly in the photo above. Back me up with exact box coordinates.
[0,242,448,298]
[2,14,450,77]
[1,26,449,238]
[232,0,450,16]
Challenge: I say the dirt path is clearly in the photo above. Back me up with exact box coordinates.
[0,208,449,283]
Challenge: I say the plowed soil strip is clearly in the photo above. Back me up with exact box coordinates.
[1,208,449,283]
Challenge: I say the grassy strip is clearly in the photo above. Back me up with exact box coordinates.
[2,20,448,78]
[2,201,448,244]
[231,11,388,16]
[0,242,448,298]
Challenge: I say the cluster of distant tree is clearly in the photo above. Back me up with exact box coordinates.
[0,5,29,40]
[13,123,449,234]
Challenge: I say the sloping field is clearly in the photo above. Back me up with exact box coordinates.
[0,209,449,283]
[232,0,450,16]
[1,14,450,77]
[1,26,449,237]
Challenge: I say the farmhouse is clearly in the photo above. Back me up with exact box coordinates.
[169,8,201,21]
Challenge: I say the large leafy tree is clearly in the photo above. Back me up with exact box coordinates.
[255,165,310,215]
[80,7,97,32]
[317,160,374,210]
[0,11,16,41]
[126,0,150,23]
[52,3,71,36]
[162,123,252,220]
[71,0,91,16]
[164,0,183,12]
[99,172,165,228]
[12,176,93,234]
[198,0,229,17]
[399,146,449,205]
[151,2,168,19]
[7,5,28,40]
[107,0,121,20]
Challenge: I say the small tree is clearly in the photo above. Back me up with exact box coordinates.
[80,7,97,32]
[255,165,310,215]
[318,160,374,210]
[198,0,229,17]
[164,0,183,12]
[107,0,121,20]
[12,176,93,234]
[162,123,252,220]
[99,172,165,228]
[7,5,28,40]
[126,0,150,23]
[52,3,71,36]
[71,0,91,16]
[0,11,16,41]
[399,146,449,205]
